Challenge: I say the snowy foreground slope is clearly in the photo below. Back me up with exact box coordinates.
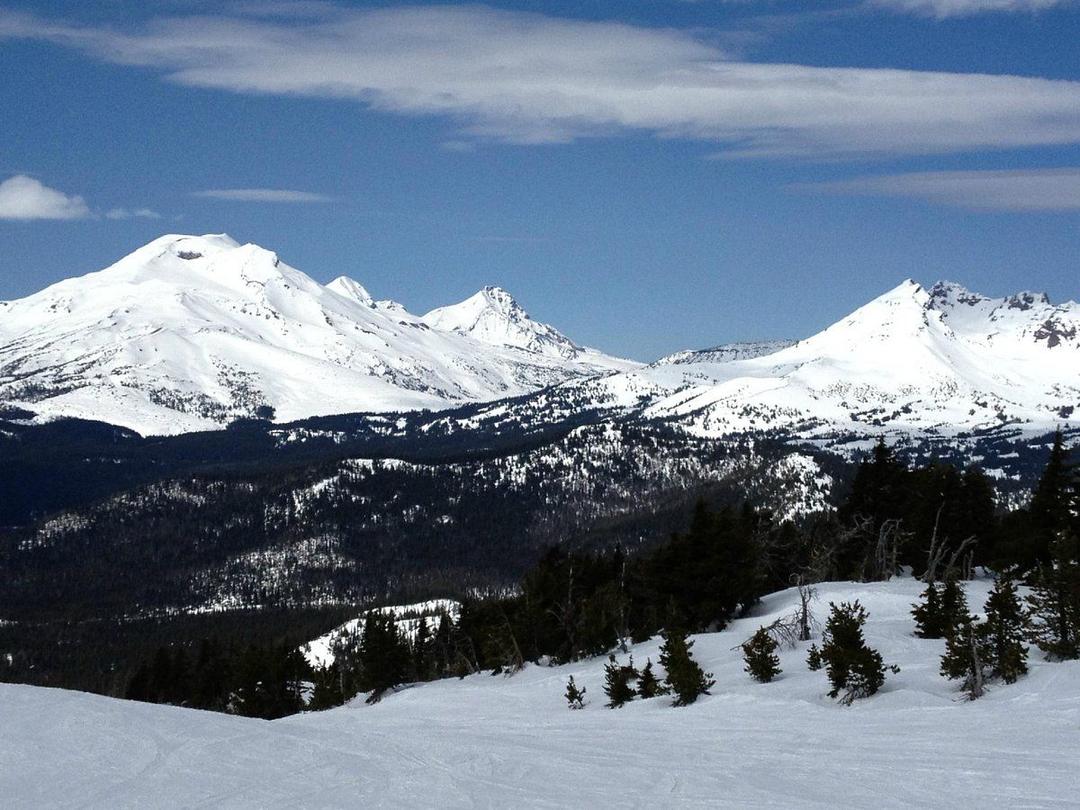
[4,577,1079,809]
[0,234,633,434]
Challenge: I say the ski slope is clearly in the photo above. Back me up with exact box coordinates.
[3,577,1078,808]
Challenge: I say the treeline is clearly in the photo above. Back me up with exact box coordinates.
[122,431,1079,716]
[124,639,308,719]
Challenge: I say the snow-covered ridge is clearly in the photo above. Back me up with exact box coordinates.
[0,234,636,435]
[303,599,461,668]
[554,278,1080,442]
[654,340,796,367]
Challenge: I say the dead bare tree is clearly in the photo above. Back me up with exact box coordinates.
[863,518,905,582]
[793,576,818,642]
[494,606,524,675]
[944,536,977,581]
[924,513,977,583]
[732,577,818,652]
[923,502,947,583]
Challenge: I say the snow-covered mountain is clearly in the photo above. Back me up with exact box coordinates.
[422,286,584,360]
[532,279,1079,443]
[0,234,635,435]
[667,279,1080,437]
[2,237,1075,444]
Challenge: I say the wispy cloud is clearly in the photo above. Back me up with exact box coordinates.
[105,207,162,220]
[795,168,1080,211]
[3,6,1080,159]
[0,175,90,221]
[191,188,333,203]
[870,0,1072,18]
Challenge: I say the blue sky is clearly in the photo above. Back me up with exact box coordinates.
[1,0,1078,360]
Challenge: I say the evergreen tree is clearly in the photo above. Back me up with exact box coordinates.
[659,629,714,706]
[564,675,587,710]
[742,627,781,683]
[1027,530,1080,660]
[912,582,944,638]
[359,611,410,702]
[939,578,971,639]
[637,659,664,699]
[940,619,987,700]
[412,617,435,682]
[602,655,637,708]
[1029,430,1075,566]
[982,578,1028,683]
[820,601,890,704]
[837,439,910,578]
[806,644,823,671]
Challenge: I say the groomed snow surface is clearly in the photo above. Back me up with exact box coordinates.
[3,576,1079,808]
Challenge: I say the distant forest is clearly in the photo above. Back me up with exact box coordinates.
[6,431,1075,717]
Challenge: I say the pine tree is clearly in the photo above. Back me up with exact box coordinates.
[659,629,714,706]
[637,659,664,699]
[939,578,971,638]
[940,619,987,700]
[1029,430,1074,566]
[564,675,587,709]
[742,627,781,683]
[1027,530,1080,660]
[982,578,1028,683]
[820,601,891,704]
[912,582,944,638]
[359,611,410,703]
[602,655,637,708]
[412,617,435,682]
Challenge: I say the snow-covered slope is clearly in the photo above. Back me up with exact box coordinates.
[303,599,461,668]
[0,235,635,435]
[3,576,1078,808]
[549,279,1080,442]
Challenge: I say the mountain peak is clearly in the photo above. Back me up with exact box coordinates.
[0,235,632,434]
[422,287,584,358]
[326,276,374,306]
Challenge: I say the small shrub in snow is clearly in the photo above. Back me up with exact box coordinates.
[742,627,781,683]
[820,601,894,705]
[941,620,987,700]
[564,676,587,710]
[806,644,823,671]
[603,655,638,708]
[659,630,714,707]
[636,659,665,699]
[912,582,944,638]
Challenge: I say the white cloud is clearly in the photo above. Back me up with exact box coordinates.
[795,168,1080,210]
[0,175,90,221]
[105,207,162,220]
[4,6,1080,158]
[871,0,1071,18]
[191,188,333,203]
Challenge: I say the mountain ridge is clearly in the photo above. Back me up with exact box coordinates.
[0,234,635,435]
[1,236,1076,442]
